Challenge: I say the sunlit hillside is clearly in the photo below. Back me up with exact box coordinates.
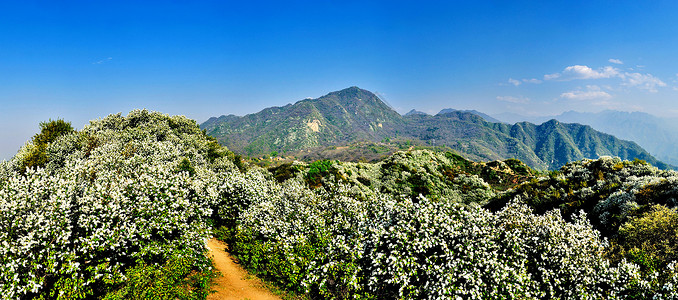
[3,111,678,299]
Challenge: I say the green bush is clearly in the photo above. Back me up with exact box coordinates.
[504,158,531,176]
[177,157,196,176]
[206,140,227,162]
[233,232,326,294]
[226,152,247,173]
[19,119,74,172]
[268,163,303,183]
[305,160,335,187]
[20,143,48,172]
[104,251,216,300]
[619,204,678,271]
[33,119,74,146]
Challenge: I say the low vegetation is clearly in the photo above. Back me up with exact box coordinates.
[1,110,229,299]
[2,110,678,299]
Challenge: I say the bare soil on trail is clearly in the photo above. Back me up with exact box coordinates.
[206,238,281,300]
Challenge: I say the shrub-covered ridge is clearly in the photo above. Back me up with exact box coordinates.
[1,110,234,298]
[226,151,678,298]
[3,110,678,299]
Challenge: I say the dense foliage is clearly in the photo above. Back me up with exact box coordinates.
[18,119,74,172]
[3,110,678,299]
[238,189,632,298]
[1,110,230,299]
[224,155,678,299]
[487,156,678,293]
[270,150,533,205]
[619,205,678,273]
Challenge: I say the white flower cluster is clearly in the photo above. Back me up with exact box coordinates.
[4,110,678,298]
[316,150,496,204]
[233,180,677,298]
[0,110,229,298]
[595,173,678,228]
[501,156,678,233]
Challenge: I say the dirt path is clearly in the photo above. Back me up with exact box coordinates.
[206,238,281,300]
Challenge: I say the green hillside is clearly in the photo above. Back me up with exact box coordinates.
[202,87,670,170]
[202,87,404,157]
[4,110,678,299]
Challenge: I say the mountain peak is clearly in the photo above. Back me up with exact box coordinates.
[200,88,668,170]
[316,87,396,114]
[201,87,404,157]
[328,86,373,97]
[405,109,428,116]
[437,108,502,123]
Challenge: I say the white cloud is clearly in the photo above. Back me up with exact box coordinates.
[560,85,612,100]
[544,73,560,80]
[508,78,521,86]
[593,100,614,105]
[563,65,619,79]
[542,64,666,93]
[93,57,113,65]
[620,72,666,92]
[544,65,620,81]
[503,78,541,84]
[608,58,623,64]
[496,95,530,103]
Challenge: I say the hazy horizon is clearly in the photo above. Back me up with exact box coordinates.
[3,1,678,160]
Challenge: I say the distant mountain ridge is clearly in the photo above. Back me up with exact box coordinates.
[493,110,678,166]
[404,109,427,116]
[437,108,502,123]
[404,109,502,123]
[202,87,404,156]
[202,87,669,170]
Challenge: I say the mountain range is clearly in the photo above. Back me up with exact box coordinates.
[493,110,678,166]
[201,87,670,170]
[406,108,502,123]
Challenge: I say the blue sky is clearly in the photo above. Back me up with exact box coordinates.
[2,1,678,160]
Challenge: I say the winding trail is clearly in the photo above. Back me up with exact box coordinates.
[206,238,281,300]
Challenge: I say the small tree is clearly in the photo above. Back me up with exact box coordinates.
[20,119,74,172]
[32,119,74,146]
[305,160,334,187]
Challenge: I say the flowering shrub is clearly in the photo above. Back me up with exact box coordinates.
[210,151,678,299]
[4,110,678,299]
[285,150,501,205]
[0,110,230,298]
[490,156,678,234]
[484,156,678,297]
[230,180,677,298]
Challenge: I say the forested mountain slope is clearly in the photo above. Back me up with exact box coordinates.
[201,87,403,156]
[202,87,669,170]
[494,110,678,166]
